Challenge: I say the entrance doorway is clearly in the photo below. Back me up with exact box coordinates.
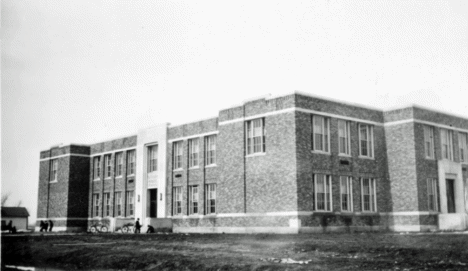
[149,189,158,218]
[446,179,455,213]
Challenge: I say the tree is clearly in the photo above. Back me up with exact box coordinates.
[1,192,11,206]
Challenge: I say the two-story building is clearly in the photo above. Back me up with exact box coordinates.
[36,92,468,233]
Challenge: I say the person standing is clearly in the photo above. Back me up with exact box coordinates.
[49,220,54,232]
[134,218,141,234]
[7,221,13,233]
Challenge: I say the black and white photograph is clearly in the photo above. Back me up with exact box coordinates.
[2,1,468,270]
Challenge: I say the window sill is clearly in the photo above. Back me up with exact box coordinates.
[245,153,266,158]
[93,178,101,181]
[205,164,217,168]
[127,174,135,177]
[115,175,123,179]
[313,210,333,213]
[425,157,436,160]
[49,180,58,184]
[338,153,352,158]
[358,156,375,160]
[173,168,184,172]
[311,150,331,155]
[189,166,200,170]
[104,177,111,180]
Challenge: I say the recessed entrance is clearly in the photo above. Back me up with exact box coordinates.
[149,189,158,218]
[445,179,455,213]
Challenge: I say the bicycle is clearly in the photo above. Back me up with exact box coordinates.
[89,222,108,233]
[120,223,134,233]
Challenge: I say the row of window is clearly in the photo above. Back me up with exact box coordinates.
[92,150,136,180]
[171,176,378,215]
[311,175,377,212]
[172,184,217,215]
[92,191,134,218]
[423,126,468,162]
[173,135,217,170]
[312,116,375,158]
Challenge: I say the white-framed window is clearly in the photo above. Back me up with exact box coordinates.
[173,187,182,215]
[359,124,374,158]
[115,192,122,217]
[205,135,216,165]
[440,129,454,160]
[340,176,353,212]
[93,193,100,217]
[104,155,112,178]
[126,191,134,217]
[361,178,377,212]
[173,141,183,170]
[246,118,265,155]
[459,132,468,163]
[49,159,58,182]
[205,184,216,214]
[338,120,351,155]
[312,116,330,153]
[93,156,101,180]
[427,178,438,212]
[313,174,332,211]
[189,185,199,215]
[148,145,158,172]
[115,152,123,177]
[127,150,136,176]
[189,139,199,168]
[103,193,110,217]
[423,125,435,159]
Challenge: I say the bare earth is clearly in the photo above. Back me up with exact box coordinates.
[2,232,468,270]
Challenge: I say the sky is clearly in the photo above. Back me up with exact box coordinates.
[2,1,467,223]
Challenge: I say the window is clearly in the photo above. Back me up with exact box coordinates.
[115,152,123,177]
[440,129,454,160]
[93,156,101,179]
[427,178,438,212]
[359,124,374,158]
[340,176,353,212]
[246,118,265,155]
[148,145,158,172]
[189,185,199,215]
[173,187,182,215]
[423,125,435,159]
[312,116,330,153]
[115,192,122,217]
[104,155,112,178]
[103,193,110,217]
[49,159,58,182]
[127,150,136,175]
[313,174,332,211]
[189,139,199,168]
[459,132,468,163]
[205,184,216,214]
[205,135,216,165]
[126,191,134,217]
[93,194,100,217]
[173,141,183,170]
[338,120,351,155]
[361,178,377,212]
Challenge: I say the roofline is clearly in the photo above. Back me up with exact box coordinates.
[384,104,468,121]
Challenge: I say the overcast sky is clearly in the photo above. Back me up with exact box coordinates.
[2,1,467,222]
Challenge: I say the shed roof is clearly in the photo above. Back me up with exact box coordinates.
[1,207,30,217]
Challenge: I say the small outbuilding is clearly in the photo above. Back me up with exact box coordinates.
[1,207,30,231]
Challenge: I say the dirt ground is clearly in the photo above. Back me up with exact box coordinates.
[2,232,468,270]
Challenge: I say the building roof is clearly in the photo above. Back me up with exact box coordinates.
[1,207,29,217]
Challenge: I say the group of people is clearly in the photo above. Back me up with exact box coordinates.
[39,220,54,232]
[5,220,17,233]
[133,218,155,234]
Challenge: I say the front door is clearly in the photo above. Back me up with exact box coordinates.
[149,189,157,218]
[446,179,456,213]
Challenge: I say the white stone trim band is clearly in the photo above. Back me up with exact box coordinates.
[168,131,219,143]
[219,107,384,126]
[39,153,90,161]
[384,118,468,133]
